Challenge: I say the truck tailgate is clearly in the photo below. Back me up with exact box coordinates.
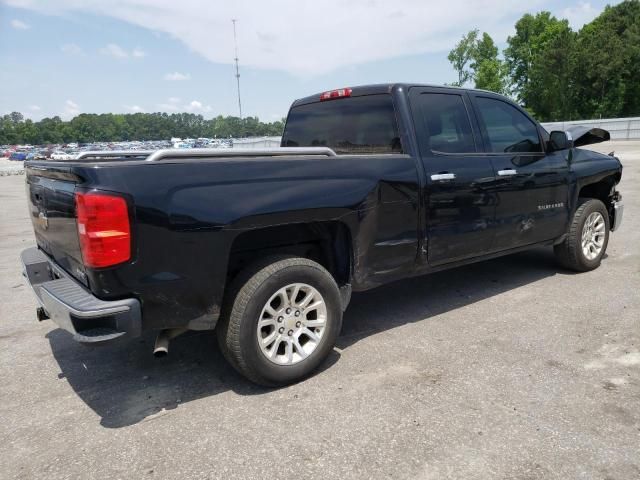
[26,168,87,286]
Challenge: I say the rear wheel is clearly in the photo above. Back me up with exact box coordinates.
[217,257,342,386]
[554,198,610,272]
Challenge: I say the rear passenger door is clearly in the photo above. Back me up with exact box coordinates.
[469,94,570,251]
[410,87,496,265]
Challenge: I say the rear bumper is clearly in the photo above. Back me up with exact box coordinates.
[21,247,141,344]
[611,201,624,232]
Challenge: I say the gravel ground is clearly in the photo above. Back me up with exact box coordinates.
[1,142,638,480]
[0,158,25,176]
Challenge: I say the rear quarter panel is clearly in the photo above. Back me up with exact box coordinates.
[72,154,419,331]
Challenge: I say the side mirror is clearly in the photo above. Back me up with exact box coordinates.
[548,130,574,152]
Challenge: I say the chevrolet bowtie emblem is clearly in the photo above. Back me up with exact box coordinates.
[37,211,49,230]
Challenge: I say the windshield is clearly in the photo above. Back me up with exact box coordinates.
[281,94,402,154]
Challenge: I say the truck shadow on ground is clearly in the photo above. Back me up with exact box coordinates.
[47,246,570,428]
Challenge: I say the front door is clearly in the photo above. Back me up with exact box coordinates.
[469,94,570,251]
[410,87,497,265]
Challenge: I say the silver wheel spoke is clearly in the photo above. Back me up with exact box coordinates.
[298,291,315,309]
[304,319,325,328]
[289,284,301,306]
[285,339,294,363]
[261,331,277,346]
[258,317,276,328]
[269,337,282,358]
[581,211,606,260]
[293,338,308,359]
[302,327,320,343]
[304,300,323,312]
[277,290,289,308]
[257,282,327,365]
[264,304,277,317]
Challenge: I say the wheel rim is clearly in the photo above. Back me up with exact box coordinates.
[581,211,606,261]
[256,283,327,365]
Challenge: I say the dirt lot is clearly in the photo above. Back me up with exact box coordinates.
[1,142,638,480]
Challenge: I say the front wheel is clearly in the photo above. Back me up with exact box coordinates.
[554,198,610,272]
[217,257,343,386]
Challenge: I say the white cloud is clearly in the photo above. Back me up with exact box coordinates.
[100,43,129,58]
[28,105,41,111]
[560,2,600,30]
[156,97,211,113]
[185,100,211,112]
[99,43,145,59]
[61,43,84,56]
[10,19,30,30]
[62,99,80,119]
[164,72,191,81]
[125,105,145,112]
[4,0,551,75]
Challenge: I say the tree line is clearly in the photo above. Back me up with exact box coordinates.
[447,0,640,121]
[0,112,285,145]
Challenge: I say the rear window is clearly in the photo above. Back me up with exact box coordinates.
[281,94,402,154]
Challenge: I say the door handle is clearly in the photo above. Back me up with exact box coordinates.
[431,173,456,181]
[497,169,517,176]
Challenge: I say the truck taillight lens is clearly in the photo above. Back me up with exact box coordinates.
[75,192,131,268]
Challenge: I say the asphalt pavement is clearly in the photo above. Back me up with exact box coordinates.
[1,142,638,479]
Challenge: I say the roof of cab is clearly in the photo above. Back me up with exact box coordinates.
[290,83,505,107]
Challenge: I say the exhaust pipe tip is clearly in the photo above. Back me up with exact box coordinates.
[153,348,168,358]
[36,307,50,322]
[153,328,187,358]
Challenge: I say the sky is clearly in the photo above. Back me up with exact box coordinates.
[0,0,620,122]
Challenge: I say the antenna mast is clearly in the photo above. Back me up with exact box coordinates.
[231,19,242,119]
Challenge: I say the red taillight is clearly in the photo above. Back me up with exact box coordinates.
[75,192,131,268]
[319,88,352,101]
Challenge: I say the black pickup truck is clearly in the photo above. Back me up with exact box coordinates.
[21,84,624,385]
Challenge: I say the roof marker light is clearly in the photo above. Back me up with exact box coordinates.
[319,88,352,101]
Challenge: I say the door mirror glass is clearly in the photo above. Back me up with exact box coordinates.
[548,130,574,152]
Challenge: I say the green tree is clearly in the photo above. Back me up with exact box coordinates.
[447,29,479,86]
[0,111,284,145]
[474,58,509,94]
[571,0,640,119]
[471,33,509,94]
[505,13,561,98]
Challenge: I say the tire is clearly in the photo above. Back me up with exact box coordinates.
[217,257,343,386]
[554,198,610,272]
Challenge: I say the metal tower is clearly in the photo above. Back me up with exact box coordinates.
[232,19,242,119]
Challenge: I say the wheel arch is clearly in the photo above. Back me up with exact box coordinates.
[576,173,620,225]
[225,221,353,292]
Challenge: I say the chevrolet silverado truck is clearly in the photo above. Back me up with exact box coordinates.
[21,84,624,386]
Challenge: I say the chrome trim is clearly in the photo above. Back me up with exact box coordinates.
[611,201,624,232]
[497,169,518,176]
[76,150,154,159]
[75,147,337,162]
[430,173,456,181]
[145,147,337,161]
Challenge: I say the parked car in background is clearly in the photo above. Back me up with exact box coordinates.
[9,151,27,161]
[50,151,75,160]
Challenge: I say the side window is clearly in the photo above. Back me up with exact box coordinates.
[475,97,542,153]
[418,93,475,153]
